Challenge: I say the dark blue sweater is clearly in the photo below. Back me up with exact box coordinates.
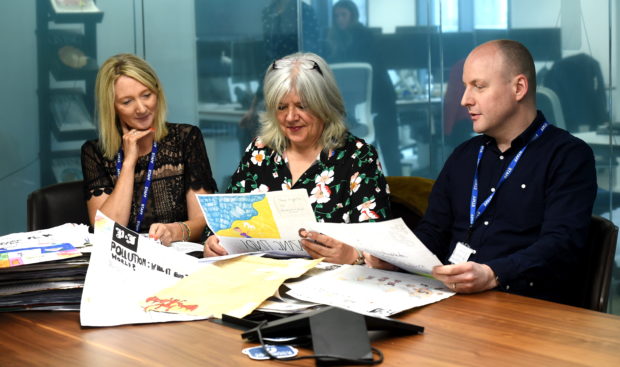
[414,111,597,305]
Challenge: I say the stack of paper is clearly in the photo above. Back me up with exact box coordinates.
[0,223,91,311]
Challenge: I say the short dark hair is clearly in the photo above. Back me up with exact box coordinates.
[495,39,537,94]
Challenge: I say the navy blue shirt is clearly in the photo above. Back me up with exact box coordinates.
[414,111,597,304]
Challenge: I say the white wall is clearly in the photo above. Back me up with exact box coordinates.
[614,0,619,122]
[368,0,416,33]
[0,0,39,235]
[512,0,611,106]
[144,0,198,126]
[97,0,198,126]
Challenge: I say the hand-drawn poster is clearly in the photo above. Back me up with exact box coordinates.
[80,211,206,327]
[197,189,316,256]
[142,255,322,318]
[285,264,454,318]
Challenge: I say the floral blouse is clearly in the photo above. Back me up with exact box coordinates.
[228,133,391,224]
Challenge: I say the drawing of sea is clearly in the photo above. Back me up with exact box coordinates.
[198,194,281,239]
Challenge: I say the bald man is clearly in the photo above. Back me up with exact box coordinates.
[369,40,597,306]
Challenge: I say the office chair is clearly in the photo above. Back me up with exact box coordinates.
[536,86,566,130]
[386,176,435,231]
[27,180,90,231]
[576,215,618,312]
[330,62,375,143]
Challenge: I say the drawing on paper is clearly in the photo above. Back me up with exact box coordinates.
[197,194,280,238]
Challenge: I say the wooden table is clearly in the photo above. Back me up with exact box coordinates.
[2,291,619,366]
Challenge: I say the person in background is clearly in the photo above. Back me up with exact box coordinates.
[203,52,391,265]
[81,53,218,246]
[326,0,401,176]
[367,40,597,306]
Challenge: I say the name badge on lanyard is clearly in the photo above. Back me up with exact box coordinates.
[449,241,477,264]
[448,122,549,264]
[116,141,158,233]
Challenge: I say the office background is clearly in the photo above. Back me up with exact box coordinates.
[0,0,618,313]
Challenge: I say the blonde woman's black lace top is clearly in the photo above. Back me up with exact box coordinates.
[81,123,217,232]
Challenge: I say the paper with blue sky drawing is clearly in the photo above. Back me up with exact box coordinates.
[196,189,316,256]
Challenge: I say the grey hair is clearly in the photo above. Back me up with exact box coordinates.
[258,52,348,154]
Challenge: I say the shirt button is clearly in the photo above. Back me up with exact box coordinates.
[529,282,534,287]
[491,187,496,192]
[506,285,510,290]
[521,184,526,189]
[484,221,489,225]
[499,155,504,160]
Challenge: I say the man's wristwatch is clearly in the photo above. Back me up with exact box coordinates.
[352,248,365,265]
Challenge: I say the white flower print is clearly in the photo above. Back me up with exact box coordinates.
[315,170,334,185]
[357,199,379,221]
[356,141,363,149]
[251,150,266,166]
[309,184,332,204]
[342,212,351,223]
[251,184,269,193]
[281,181,292,190]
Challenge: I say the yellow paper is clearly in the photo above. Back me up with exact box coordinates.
[142,255,322,318]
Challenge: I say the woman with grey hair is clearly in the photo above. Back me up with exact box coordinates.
[203,52,391,265]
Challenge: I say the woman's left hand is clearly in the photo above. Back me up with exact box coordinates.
[148,223,179,247]
[298,229,358,264]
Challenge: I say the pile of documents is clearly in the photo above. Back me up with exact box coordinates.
[76,191,456,328]
[0,223,91,311]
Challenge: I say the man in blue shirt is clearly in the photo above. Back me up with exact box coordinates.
[370,40,597,305]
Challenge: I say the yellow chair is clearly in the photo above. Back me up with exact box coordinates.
[386,176,435,230]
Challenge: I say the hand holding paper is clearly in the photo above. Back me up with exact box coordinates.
[310,218,442,275]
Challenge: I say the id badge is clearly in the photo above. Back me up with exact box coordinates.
[448,241,476,264]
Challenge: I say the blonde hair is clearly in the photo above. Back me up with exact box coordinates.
[258,52,347,154]
[95,53,168,159]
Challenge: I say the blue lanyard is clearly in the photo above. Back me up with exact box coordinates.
[469,122,549,231]
[116,141,158,233]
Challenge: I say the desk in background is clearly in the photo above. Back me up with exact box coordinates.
[574,131,620,194]
[1,291,619,366]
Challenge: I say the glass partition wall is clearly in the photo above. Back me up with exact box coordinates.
[0,0,618,313]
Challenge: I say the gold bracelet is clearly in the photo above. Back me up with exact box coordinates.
[352,247,365,265]
[176,221,190,241]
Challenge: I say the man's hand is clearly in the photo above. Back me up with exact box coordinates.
[432,262,498,293]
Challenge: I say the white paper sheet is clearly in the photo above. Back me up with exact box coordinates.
[285,264,454,318]
[311,218,442,275]
[80,211,208,327]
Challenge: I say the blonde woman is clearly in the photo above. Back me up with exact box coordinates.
[81,53,217,245]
